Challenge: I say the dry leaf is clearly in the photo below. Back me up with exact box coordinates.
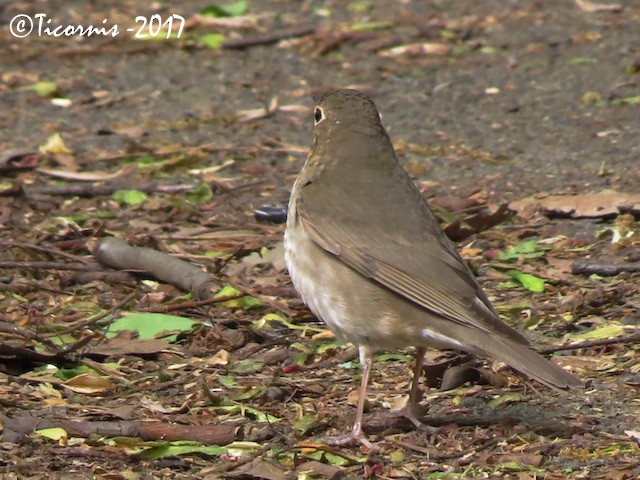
[510,190,640,219]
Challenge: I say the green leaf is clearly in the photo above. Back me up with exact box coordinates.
[214,285,262,309]
[35,427,68,441]
[347,0,373,13]
[316,339,340,354]
[568,56,597,65]
[231,358,264,374]
[612,95,640,105]
[494,301,532,313]
[54,365,102,381]
[497,279,521,290]
[107,313,197,341]
[375,353,411,362]
[570,323,625,341]
[204,250,229,258]
[488,392,526,408]
[505,270,546,292]
[219,375,237,388]
[254,312,327,334]
[133,440,262,459]
[221,0,248,16]
[348,21,391,32]
[581,91,603,104]
[39,132,71,154]
[197,33,226,49]
[112,189,147,206]
[200,1,248,17]
[187,183,213,204]
[31,81,60,98]
[47,334,80,346]
[293,413,319,436]
[123,154,155,166]
[231,386,265,401]
[304,450,358,466]
[497,240,546,262]
[136,443,226,459]
[216,405,279,423]
[324,452,352,467]
[496,461,544,473]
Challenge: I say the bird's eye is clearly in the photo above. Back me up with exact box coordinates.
[314,107,324,124]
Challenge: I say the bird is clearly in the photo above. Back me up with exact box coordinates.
[284,88,580,448]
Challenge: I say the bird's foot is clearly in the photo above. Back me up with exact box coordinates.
[389,405,439,435]
[322,426,375,450]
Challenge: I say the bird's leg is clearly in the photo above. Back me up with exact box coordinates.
[406,346,429,428]
[389,347,438,433]
[323,345,375,449]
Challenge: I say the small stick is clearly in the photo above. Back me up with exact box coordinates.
[540,332,640,354]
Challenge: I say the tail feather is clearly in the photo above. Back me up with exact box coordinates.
[485,337,581,390]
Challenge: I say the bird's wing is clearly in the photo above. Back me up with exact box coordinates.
[295,153,529,345]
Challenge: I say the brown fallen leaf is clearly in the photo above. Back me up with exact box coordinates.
[296,460,345,480]
[87,336,174,357]
[510,190,640,219]
[444,203,514,241]
[62,373,112,395]
[227,458,290,480]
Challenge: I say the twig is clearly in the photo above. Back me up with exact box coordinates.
[222,25,317,49]
[0,321,40,340]
[22,181,197,198]
[386,434,502,461]
[139,293,248,313]
[540,332,640,354]
[0,261,94,271]
[0,241,92,264]
[57,290,138,335]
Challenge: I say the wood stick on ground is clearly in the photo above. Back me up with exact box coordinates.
[1,416,240,445]
[540,332,640,354]
[222,25,317,49]
[572,259,640,276]
[94,237,216,300]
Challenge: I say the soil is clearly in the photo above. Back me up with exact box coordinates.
[1,1,639,479]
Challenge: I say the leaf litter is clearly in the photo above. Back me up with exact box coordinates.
[1,1,640,479]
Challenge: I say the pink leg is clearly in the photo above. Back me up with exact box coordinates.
[389,347,438,433]
[323,346,375,449]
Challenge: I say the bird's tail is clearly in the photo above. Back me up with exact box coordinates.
[485,336,581,390]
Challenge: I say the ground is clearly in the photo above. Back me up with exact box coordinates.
[1,0,639,479]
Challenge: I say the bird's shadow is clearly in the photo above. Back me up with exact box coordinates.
[364,402,582,439]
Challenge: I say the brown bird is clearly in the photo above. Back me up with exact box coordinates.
[284,88,580,448]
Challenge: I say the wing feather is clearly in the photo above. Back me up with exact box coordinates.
[296,152,529,345]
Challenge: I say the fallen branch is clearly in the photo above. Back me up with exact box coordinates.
[2,415,240,445]
[572,258,640,276]
[0,344,63,363]
[94,237,216,300]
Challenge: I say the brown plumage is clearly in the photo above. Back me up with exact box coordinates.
[284,88,580,448]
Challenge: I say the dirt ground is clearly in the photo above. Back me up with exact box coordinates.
[1,1,639,479]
